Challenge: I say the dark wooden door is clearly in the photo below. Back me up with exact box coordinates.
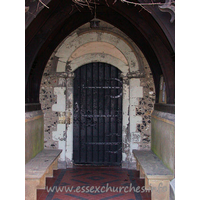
[73,62,122,165]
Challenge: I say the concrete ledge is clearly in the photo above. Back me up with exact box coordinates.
[133,150,173,179]
[133,150,174,200]
[25,110,43,122]
[152,110,175,124]
[25,149,62,200]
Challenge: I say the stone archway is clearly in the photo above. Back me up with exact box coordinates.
[54,30,142,73]
[39,20,155,169]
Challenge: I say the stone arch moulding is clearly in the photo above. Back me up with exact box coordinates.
[54,30,145,76]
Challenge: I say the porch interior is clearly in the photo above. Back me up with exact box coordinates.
[25,0,175,199]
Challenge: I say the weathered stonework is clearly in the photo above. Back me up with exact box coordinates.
[40,55,60,150]
[135,60,156,150]
[39,20,155,168]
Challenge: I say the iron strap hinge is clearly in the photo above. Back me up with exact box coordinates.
[82,115,119,118]
[85,142,121,145]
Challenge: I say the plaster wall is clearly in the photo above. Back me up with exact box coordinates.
[25,110,44,163]
[151,110,175,174]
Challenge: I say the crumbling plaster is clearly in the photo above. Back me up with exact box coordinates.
[39,20,155,168]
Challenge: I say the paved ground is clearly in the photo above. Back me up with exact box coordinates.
[37,166,151,200]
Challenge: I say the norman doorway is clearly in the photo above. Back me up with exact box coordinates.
[73,62,122,165]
